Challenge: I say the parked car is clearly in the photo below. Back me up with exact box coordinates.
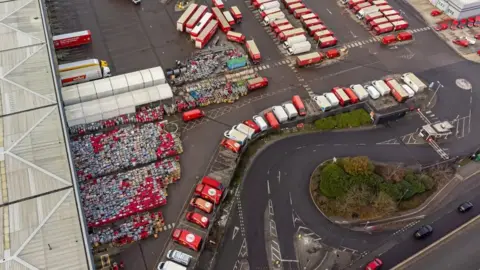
[453,39,469,47]
[430,9,441,16]
[434,23,448,31]
[458,201,473,213]
[414,225,433,239]
[365,258,383,270]
[461,36,476,44]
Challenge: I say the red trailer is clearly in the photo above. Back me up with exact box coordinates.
[381,34,396,44]
[308,24,327,36]
[292,95,307,116]
[274,24,294,35]
[213,0,224,8]
[176,4,198,32]
[260,8,282,18]
[392,20,409,30]
[343,88,359,103]
[284,0,302,6]
[332,87,351,106]
[278,28,306,41]
[372,0,388,5]
[348,0,365,9]
[300,13,319,23]
[190,12,213,39]
[382,10,399,16]
[369,17,389,29]
[186,5,208,33]
[53,30,92,49]
[296,52,323,67]
[374,22,394,35]
[397,31,413,41]
[365,11,383,22]
[230,6,243,23]
[270,18,290,28]
[246,40,261,64]
[264,111,280,129]
[378,5,393,12]
[294,8,312,18]
[385,78,408,103]
[287,2,305,13]
[223,11,235,25]
[303,18,322,28]
[353,2,372,13]
[246,77,269,90]
[212,7,231,33]
[226,31,246,43]
[195,20,219,49]
[253,0,273,8]
[318,36,337,48]
[387,14,404,22]
[313,30,334,40]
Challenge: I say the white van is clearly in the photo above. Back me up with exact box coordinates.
[282,103,298,119]
[323,93,339,107]
[157,261,186,270]
[253,115,268,131]
[224,128,248,145]
[272,106,288,123]
[313,95,331,112]
[234,123,256,139]
[166,250,191,266]
[349,84,369,101]
[372,80,390,96]
[401,72,426,92]
[364,85,380,99]
[401,84,415,98]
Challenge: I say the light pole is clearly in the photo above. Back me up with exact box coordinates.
[398,188,409,206]
[427,81,443,106]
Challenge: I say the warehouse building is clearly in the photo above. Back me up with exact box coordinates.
[430,0,480,19]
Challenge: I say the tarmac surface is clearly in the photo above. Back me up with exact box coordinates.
[47,0,480,267]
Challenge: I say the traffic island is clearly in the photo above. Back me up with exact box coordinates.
[309,156,454,225]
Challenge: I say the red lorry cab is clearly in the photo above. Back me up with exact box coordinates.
[226,31,246,43]
[292,95,306,116]
[183,109,205,122]
[202,176,224,191]
[326,48,340,58]
[247,77,269,90]
[53,30,92,49]
[343,88,359,103]
[332,87,351,106]
[397,31,412,41]
[230,6,243,23]
[264,111,280,129]
[195,183,222,204]
[382,34,396,44]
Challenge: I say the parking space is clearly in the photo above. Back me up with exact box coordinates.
[47,0,196,74]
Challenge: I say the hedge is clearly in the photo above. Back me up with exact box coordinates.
[314,109,372,130]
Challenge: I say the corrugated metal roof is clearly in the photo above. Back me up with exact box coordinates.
[0,0,91,269]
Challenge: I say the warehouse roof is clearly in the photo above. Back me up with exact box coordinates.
[0,0,91,269]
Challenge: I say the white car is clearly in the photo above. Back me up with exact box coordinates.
[364,85,380,99]
[401,84,415,97]
[132,0,141,4]
[252,115,268,131]
[461,36,476,45]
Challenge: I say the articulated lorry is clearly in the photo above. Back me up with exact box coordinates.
[59,59,111,86]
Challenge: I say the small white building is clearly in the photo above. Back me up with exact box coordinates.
[431,0,480,19]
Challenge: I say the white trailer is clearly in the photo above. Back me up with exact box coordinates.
[263,12,285,24]
[287,41,311,55]
[401,72,427,92]
[349,84,369,101]
[260,1,280,11]
[357,6,380,18]
[283,34,307,48]
[313,95,331,112]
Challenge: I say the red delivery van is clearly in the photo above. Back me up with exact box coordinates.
[331,87,351,106]
[343,88,359,103]
[247,77,269,90]
[397,31,412,41]
[318,36,337,48]
[221,138,241,153]
[264,111,280,129]
[381,34,396,44]
[202,176,224,191]
[294,8,312,19]
[326,48,340,58]
[183,109,205,122]
[292,95,307,116]
[230,6,243,23]
[195,183,222,204]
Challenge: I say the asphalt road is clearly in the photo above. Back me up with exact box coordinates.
[402,215,480,270]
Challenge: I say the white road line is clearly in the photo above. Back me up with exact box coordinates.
[267,179,270,195]
[326,8,332,14]
[278,171,281,183]
[289,192,293,205]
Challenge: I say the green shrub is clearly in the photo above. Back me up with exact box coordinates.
[314,109,372,130]
[372,191,397,214]
[379,182,402,201]
[419,174,435,190]
[342,156,374,176]
[319,164,349,198]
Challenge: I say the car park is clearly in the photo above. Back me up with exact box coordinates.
[458,201,473,212]
[414,225,433,239]
[365,85,380,99]
[166,250,192,266]
[253,115,269,131]
[365,258,383,270]
[186,212,210,228]
[172,229,202,251]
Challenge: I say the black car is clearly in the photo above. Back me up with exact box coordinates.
[458,202,473,213]
[414,225,433,239]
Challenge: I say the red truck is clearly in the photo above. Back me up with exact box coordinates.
[353,2,372,13]
[195,20,219,49]
[378,5,393,12]
[300,13,319,23]
[392,20,409,30]
[230,6,243,23]
[296,52,323,67]
[308,24,327,36]
[343,88,359,103]
[365,11,383,22]
[53,30,92,49]
[195,182,223,204]
[274,24,294,35]
[369,17,389,29]
[385,78,409,102]
[317,36,338,48]
[227,31,246,43]
[287,2,305,13]
[372,0,388,5]
[381,34,396,45]
[202,176,224,190]
[246,40,261,64]
[247,77,269,90]
[292,95,307,116]
[397,31,413,41]
[332,87,351,106]
[303,18,322,28]
[279,28,306,41]
[348,0,365,9]
[264,111,280,129]
[387,14,404,22]
[270,18,290,28]
[314,30,334,40]
[294,8,312,18]
[374,22,394,35]
[382,9,399,16]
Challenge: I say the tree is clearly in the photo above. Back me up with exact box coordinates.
[342,156,374,176]
[372,191,397,215]
[419,174,435,190]
[319,164,349,198]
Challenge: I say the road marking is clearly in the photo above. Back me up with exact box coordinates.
[270,219,278,237]
[278,171,281,183]
[393,215,480,269]
[326,8,332,14]
[268,199,275,216]
[238,238,248,257]
[267,179,271,195]
[232,226,240,240]
[289,192,293,205]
